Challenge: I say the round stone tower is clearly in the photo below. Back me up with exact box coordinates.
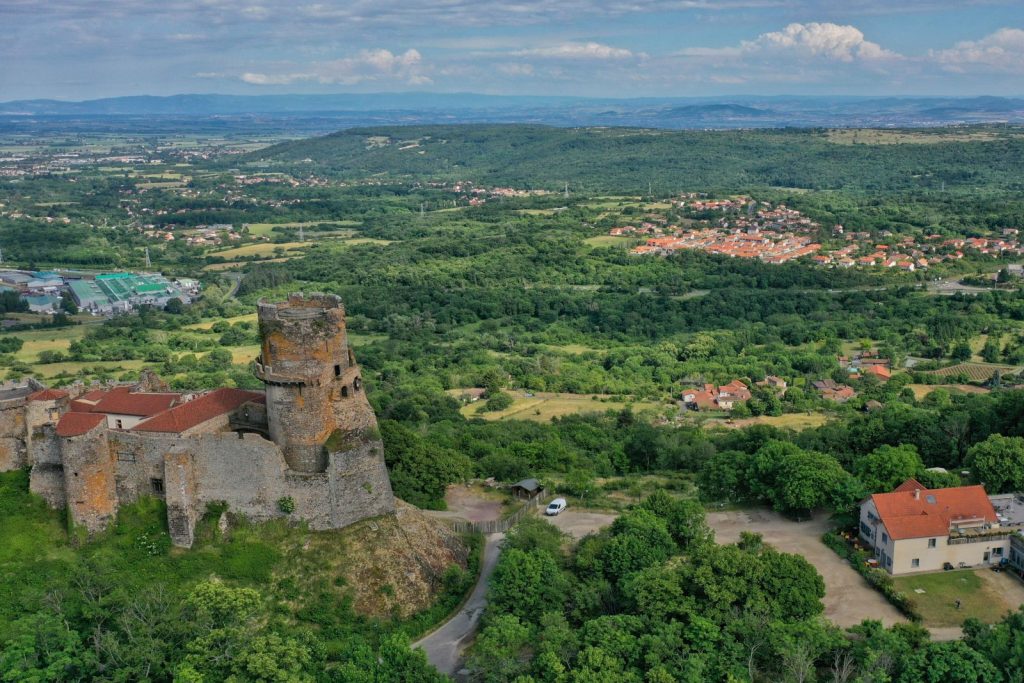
[253,293,355,473]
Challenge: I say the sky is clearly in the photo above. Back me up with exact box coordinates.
[1,0,1023,100]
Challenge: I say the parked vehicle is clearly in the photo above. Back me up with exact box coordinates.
[545,498,567,516]
[943,562,955,571]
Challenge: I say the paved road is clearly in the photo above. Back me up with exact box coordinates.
[413,533,505,677]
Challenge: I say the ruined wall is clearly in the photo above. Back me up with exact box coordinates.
[164,449,200,548]
[108,431,177,503]
[325,438,395,528]
[28,426,65,508]
[0,398,27,471]
[60,424,118,533]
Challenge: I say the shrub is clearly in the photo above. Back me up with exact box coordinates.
[277,496,296,514]
[822,530,921,621]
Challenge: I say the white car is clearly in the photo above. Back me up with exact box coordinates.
[545,498,567,516]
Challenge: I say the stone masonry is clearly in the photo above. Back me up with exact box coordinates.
[0,293,396,547]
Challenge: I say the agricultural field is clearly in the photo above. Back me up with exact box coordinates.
[209,241,308,259]
[922,362,1018,381]
[583,235,637,248]
[455,390,666,422]
[714,413,832,430]
[907,383,991,400]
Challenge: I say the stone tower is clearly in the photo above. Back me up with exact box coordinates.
[253,293,378,472]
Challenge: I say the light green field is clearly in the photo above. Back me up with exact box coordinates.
[32,360,149,380]
[457,390,663,422]
[584,235,636,247]
[184,313,259,330]
[892,570,1024,627]
[826,129,1011,146]
[2,326,90,363]
[537,343,606,355]
[716,413,831,430]
[907,384,991,400]
[245,220,362,237]
[210,242,308,259]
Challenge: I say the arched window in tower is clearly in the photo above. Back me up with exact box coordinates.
[353,376,362,392]
[334,364,341,377]
[341,386,349,398]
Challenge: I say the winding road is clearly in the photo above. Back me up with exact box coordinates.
[413,533,505,677]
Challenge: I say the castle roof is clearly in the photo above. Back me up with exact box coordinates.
[28,388,68,401]
[869,479,998,540]
[89,386,181,417]
[56,411,106,437]
[132,388,264,434]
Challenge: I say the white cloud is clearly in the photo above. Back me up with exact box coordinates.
[930,27,1024,72]
[745,22,901,62]
[512,42,635,60]
[241,71,310,85]
[239,48,429,86]
[497,63,535,76]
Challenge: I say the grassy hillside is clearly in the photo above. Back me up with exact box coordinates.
[0,469,476,678]
[246,124,1024,192]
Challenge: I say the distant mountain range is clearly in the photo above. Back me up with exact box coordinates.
[2,93,1023,133]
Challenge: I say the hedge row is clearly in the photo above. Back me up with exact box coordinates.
[822,530,922,622]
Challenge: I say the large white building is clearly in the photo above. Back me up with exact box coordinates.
[859,479,1023,575]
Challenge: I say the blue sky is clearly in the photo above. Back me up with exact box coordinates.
[2,0,1022,100]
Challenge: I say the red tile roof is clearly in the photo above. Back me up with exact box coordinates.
[27,388,68,401]
[132,388,264,434]
[78,389,107,402]
[90,387,181,417]
[69,400,94,413]
[56,412,106,437]
[870,480,998,540]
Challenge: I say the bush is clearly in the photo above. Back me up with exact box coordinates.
[277,496,296,514]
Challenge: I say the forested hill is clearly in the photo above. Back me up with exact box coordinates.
[246,124,1024,193]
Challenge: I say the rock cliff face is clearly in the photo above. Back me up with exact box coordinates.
[284,501,471,619]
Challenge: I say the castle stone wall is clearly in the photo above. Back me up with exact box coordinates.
[0,400,27,471]
[60,424,118,533]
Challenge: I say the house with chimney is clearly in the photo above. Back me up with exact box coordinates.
[859,479,1024,575]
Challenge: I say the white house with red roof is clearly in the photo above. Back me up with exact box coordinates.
[859,478,1017,575]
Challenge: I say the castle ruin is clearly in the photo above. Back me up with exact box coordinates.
[0,293,395,547]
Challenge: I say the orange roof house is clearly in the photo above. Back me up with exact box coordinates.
[858,479,1008,575]
[868,481,998,541]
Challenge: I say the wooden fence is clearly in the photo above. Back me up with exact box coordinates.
[448,495,552,535]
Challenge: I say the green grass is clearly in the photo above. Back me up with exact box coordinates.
[458,390,664,422]
[892,570,1017,627]
[584,235,637,248]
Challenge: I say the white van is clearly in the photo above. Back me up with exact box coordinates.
[545,498,567,516]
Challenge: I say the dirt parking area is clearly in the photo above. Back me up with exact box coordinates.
[543,509,618,540]
[426,484,507,523]
[707,508,906,629]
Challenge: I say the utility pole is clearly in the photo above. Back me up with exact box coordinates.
[0,246,4,264]
[144,246,151,268]
[420,202,425,218]
[298,225,305,242]
[564,182,569,199]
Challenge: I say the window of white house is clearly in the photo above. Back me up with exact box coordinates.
[882,532,888,544]
[928,538,937,548]
[911,558,920,568]
[115,419,123,429]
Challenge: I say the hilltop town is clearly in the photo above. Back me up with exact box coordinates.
[618,195,1023,271]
